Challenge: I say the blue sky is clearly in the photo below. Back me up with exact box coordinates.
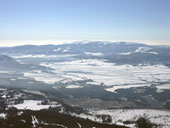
[0,0,170,46]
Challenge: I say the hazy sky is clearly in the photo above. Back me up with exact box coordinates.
[0,0,170,46]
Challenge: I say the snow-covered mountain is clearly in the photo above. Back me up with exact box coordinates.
[0,41,149,54]
[0,41,170,65]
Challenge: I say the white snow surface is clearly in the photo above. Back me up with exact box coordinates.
[85,52,103,56]
[90,109,170,128]
[0,113,7,119]
[12,54,76,59]
[106,84,150,93]
[32,115,39,127]
[118,47,158,55]
[66,85,83,89]
[156,84,170,93]
[9,100,57,110]
[29,59,170,92]
[135,47,151,53]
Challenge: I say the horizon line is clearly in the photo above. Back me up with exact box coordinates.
[0,40,170,47]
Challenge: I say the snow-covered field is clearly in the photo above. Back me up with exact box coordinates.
[156,84,170,93]
[66,85,83,89]
[70,109,170,128]
[9,100,60,111]
[90,109,170,128]
[22,59,170,92]
[24,71,64,84]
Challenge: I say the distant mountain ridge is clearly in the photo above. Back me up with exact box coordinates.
[0,41,154,54]
[0,41,170,65]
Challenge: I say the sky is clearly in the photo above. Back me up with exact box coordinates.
[0,0,170,46]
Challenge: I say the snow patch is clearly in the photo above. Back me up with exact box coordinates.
[85,52,103,56]
[9,100,58,111]
[66,85,83,89]
[32,115,39,127]
[0,113,7,119]
[53,48,62,52]
[106,84,150,93]
[156,84,170,93]
[135,47,151,53]
[90,109,170,128]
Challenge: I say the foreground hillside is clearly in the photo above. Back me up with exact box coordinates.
[0,88,127,128]
[0,110,127,128]
[1,87,167,128]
